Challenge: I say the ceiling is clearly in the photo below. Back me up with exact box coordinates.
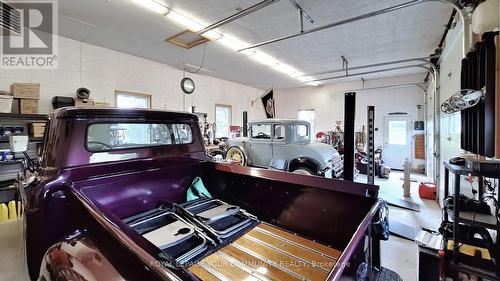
[58,0,453,89]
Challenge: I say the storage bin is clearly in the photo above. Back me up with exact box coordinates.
[10,83,40,99]
[19,99,39,114]
[0,95,13,113]
[29,123,46,138]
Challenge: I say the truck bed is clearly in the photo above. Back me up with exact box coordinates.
[190,222,342,281]
[69,159,379,280]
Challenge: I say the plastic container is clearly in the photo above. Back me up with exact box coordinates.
[0,204,8,222]
[419,182,437,200]
[8,201,17,220]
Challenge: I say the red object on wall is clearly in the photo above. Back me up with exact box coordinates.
[419,182,437,200]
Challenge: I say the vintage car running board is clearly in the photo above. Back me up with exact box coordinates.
[189,223,342,281]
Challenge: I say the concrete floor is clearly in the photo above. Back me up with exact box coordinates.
[0,171,440,281]
[356,171,442,281]
[0,219,29,280]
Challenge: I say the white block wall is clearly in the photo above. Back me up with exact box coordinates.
[274,74,426,170]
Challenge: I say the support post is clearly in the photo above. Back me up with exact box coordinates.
[367,106,375,185]
[344,92,356,181]
[243,111,248,137]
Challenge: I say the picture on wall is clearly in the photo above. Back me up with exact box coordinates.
[261,89,275,118]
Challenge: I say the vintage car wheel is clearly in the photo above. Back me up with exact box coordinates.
[226,147,246,166]
[291,166,314,175]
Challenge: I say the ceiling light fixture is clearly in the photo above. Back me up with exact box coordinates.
[132,0,169,15]
[304,81,321,86]
[132,0,317,86]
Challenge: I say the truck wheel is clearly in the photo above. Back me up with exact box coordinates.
[226,147,246,166]
[291,166,314,175]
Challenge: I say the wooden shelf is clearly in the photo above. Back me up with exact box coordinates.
[0,113,48,121]
[0,136,44,143]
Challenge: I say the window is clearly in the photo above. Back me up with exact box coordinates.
[86,123,192,152]
[274,125,285,141]
[297,124,309,138]
[297,109,315,135]
[294,124,310,142]
[215,104,232,138]
[387,120,407,145]
[115,91,151,109]
[251,124,271,139]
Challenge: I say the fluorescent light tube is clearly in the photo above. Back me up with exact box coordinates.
[131,2,311,85]
[305,81,320,86]
[133,0,169,14]
[273,63,303,77]
[252,52,278,66]
[217,35,248,51]
[166,9,205,31]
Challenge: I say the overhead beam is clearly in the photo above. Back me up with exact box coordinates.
[237,0,464,53]
[288,0,314,24]
[305,55,438,77]
[302,64,431,83]
[196,0,279,35]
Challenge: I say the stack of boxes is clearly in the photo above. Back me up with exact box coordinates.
[28,123,46,138]
[0,91,13,113]
[10,83,40,114]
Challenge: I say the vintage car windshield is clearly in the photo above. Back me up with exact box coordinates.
[86,123,193,152]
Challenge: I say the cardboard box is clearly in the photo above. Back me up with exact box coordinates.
[11,98,19,114]
[75,98,94,107]
[19,99,39,114]
[10,83,40,99]
[29,123,45,138]
[0,95,13,113]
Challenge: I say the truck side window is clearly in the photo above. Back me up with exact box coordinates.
[251,124,271,139]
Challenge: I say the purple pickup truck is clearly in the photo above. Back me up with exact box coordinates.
[18,107,392,281]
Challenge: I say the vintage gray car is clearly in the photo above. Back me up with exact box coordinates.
[225,119,343,178]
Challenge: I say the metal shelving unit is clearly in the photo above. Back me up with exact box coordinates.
[0,113,47,186]
[443,161,500,280]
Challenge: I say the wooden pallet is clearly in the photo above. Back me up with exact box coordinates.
[189,223,342,281]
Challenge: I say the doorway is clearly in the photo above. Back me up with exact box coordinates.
[383,116,412,170]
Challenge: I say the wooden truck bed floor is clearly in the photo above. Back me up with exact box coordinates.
[189,223,342,281]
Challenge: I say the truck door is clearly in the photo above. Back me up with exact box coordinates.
[247,123,273,167]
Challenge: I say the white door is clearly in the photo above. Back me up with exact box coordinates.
[383,116,412,169]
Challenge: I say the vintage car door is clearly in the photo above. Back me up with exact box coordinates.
[271,123,287,159]
[247,123,273,167]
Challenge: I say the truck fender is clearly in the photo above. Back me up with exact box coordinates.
[38,237,125,281]
[288,157,322,175]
